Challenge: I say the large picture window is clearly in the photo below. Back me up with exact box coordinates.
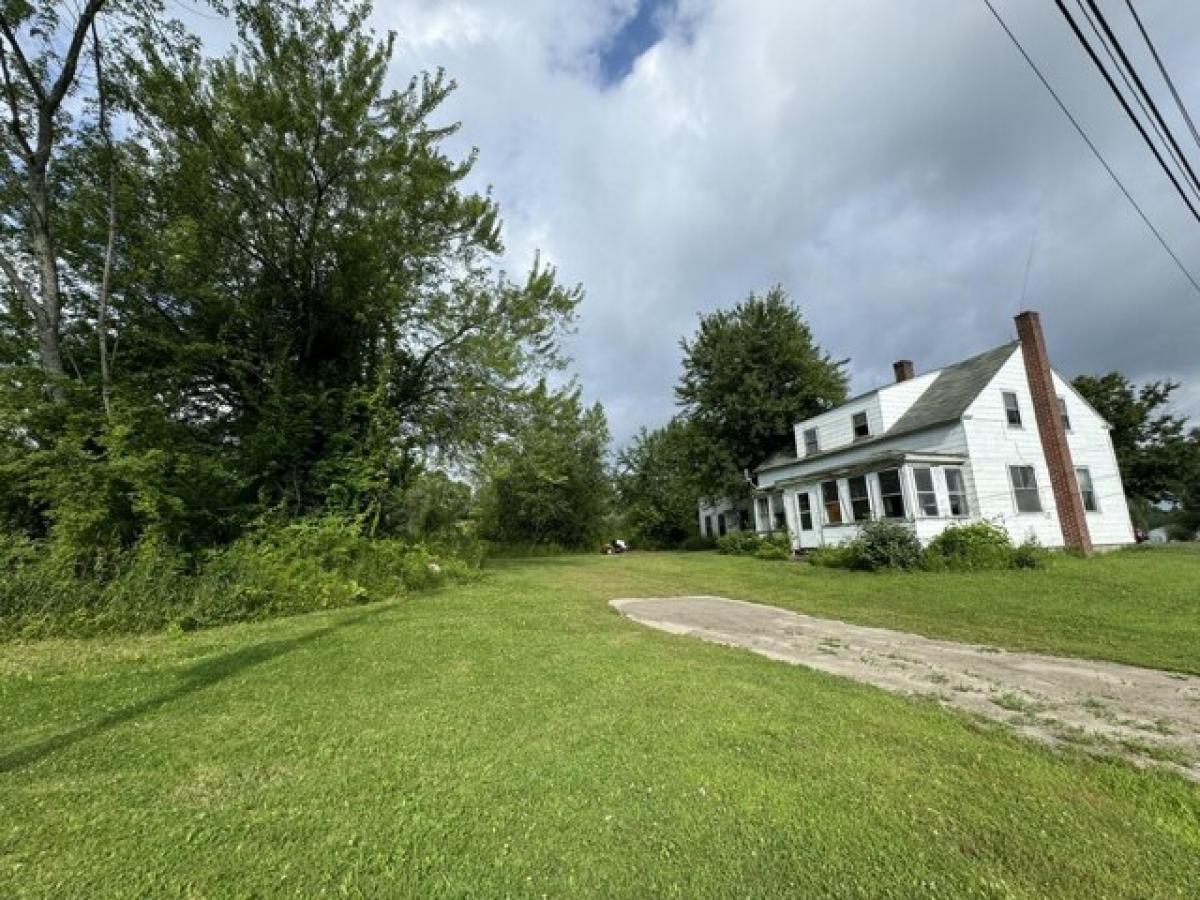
[847,475,872,522]
[913,467,939,516]
[877,469,905,518]
[821,480,843,525]
[944,467,969,516]
[1009,465,1042,513]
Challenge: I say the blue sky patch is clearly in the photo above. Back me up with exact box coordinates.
[596,0,678,85]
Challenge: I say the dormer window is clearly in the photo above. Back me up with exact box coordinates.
[803,427,819,455]
[851,411,870,440]
[1002,391,1023,427]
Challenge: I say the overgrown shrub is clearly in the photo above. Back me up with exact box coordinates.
[715,532,762,555]
[807,543,857,568]
[0,516,478,641]
[679,535,717,551]
[847,520,923,571]
[922,521,1015,571]
[1012,538,1048,570]
[753,532,793,560]
[1165,523,1197,542]
[716,531,792,559]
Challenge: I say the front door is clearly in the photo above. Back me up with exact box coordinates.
[795,491,820,549]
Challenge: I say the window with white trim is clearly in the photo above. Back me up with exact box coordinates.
[1076,466,1098,512]
[756,496,770,530]
[1009,465,1042,513]
[912,467,939,516]
[770,493,787,531]
[1003,391,1023,427]
[803,427,819,455]
[821,480,844,525]
[852,411,870,440]
[796,492,814,531]
[847,475,872,522]
[877,468,906,518]
[1058,396,1071,432]
[944,467,969,517]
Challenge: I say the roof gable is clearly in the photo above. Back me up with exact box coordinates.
[886,342,1019,439]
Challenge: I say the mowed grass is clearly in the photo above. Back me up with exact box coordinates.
[1,550,1198,897]
[591,546,1200,674]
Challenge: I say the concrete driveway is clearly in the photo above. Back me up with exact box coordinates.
[612,596,1200,780]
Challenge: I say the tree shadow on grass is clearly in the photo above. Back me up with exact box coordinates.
[0,604,391,774]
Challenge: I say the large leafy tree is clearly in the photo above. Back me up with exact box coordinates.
[676,286,847,500]
[1071,373,1194,505]
[616,419,700,547]
[0,0,581,555]
[476,383,610,549]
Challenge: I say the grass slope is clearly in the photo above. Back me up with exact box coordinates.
[2,550,1198,897]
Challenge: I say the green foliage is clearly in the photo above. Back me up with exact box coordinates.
[1012,539,1049,570]
[0,0,582,633]
[616,420,700,548]
[476,384,611,550]
[922,521,1016,572]
[716,531,791,559]
[676,286,847,499]
[753,532,793,560]
[679,534,717,551]
[1071,373,1197,505]
[807,543,858,569]
[0,516,476,640]
[845,520,924,571]
[1164,522,1197,542]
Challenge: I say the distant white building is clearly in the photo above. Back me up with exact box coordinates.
[701,311,1135,553]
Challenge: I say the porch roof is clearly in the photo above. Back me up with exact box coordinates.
[761,450,966,490]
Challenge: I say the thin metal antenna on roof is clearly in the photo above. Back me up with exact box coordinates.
[1020,228,1038,309]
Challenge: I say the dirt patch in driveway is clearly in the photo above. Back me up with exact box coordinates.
[612,596,1200,780]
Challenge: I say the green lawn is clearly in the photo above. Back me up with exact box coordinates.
[2,550,1198,897]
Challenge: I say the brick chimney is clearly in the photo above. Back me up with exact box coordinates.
[1014,311,1092,554]
[893,359,915,382]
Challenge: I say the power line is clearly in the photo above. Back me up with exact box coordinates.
[1123,0,1200,156]
[979,0,1200,294]
[1053,0,1200,226]
[1073,0,1200,204]
[1080,0,1200,203]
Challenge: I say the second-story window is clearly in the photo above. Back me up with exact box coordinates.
[852,411,870,440]
[803,427,819,455]
[1058,396,1072,432]
[1003,391,1023,427]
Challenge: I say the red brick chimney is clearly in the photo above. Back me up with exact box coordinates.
[893,359,915,382]
[1014,311,1092,554]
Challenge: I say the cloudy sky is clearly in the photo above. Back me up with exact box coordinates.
[189,0,1200,446]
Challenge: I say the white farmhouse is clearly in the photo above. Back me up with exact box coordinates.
[709,311,1134,553]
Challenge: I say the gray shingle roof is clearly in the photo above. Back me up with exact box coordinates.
[886,341,1018,439]
[754,341,1019,473]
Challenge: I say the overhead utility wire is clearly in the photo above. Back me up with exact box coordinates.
[979,0,1200,293]
[1052,0,1200,225]
[1080,0,1200,202]
[1073,0,1200,204]
[1123,0,1200,156]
